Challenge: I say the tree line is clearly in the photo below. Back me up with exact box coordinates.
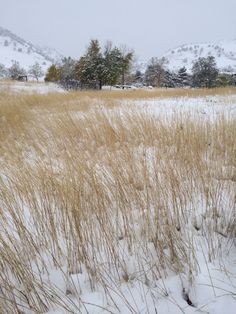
[1,38,235,88]
[45,39,235,89]
[45,40,133,89]
[142,56,235,88]
[0,61,43,81]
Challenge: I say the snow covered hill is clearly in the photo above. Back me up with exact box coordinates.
[162,39,236,73]
[138,39,236,74]
[0,26,63,73]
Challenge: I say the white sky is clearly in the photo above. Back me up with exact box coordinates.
[1,0,235,60]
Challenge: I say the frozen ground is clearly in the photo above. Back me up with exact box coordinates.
[122,94,236,121]
[0,80,65,94]
[44,246,236,314]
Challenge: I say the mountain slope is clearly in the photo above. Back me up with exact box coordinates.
[0,26,62,72]
[161,39,236,73]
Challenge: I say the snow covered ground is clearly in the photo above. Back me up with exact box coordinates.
[123,94,236,121]
[47,93,236,313]
[44,245,236,314]
[0,80,65,93]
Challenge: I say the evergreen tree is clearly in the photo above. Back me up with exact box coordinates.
[127,70,144,86]
[44,64,60,82]
[74,56,87,86]
[177,67,189,87]
[75,39,104,89]
[134,70,143,83]
[216,73,235,87]
[119,47,133,86]
[192,56,219,88]
[75,40,133,89]
[163,70,177,88]
[103,42,123,86]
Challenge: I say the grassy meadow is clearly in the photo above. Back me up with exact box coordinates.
[0,87,236,313]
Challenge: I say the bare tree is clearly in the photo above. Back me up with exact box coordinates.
[0,63,8,78]
[8,61,26,80]
[29,62,43,82]
[145,58,166,87]
[119,45,134,86]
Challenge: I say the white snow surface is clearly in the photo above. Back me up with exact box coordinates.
[0,81,65,94]
[45,94,236,313]
[123,94,236,121]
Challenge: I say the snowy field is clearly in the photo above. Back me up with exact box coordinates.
[0,80,65,94]
[123,94,236,121]
[0,88,235,313]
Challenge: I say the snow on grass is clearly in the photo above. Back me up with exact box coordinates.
[123,94,236,121]
[0,89,235,313]
[0,80,65,94]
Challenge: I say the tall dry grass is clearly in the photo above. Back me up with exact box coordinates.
[52,85,236,100]
[0,89,235,313]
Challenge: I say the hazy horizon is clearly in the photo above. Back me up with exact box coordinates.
[1,0,235,61]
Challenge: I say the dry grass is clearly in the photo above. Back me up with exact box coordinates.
[0,89,235,313]
[98,86,236,100]
[44,85,236,100]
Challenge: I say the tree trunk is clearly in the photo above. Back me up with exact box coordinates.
[99,80,102,90]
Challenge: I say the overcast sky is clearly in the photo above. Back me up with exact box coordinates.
[1,0,235,60]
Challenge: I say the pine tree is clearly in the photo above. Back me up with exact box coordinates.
[163,70,177,88]
[119,48,133,87]
[44,64,60,82]
[134,70,143,83]
[103,42,122,86]
[75,40,133,89]
[74,56,87,86]
[75,39,104,89]
[177,67,189,87]
[216,73,235,87]
[103,42,132,86]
